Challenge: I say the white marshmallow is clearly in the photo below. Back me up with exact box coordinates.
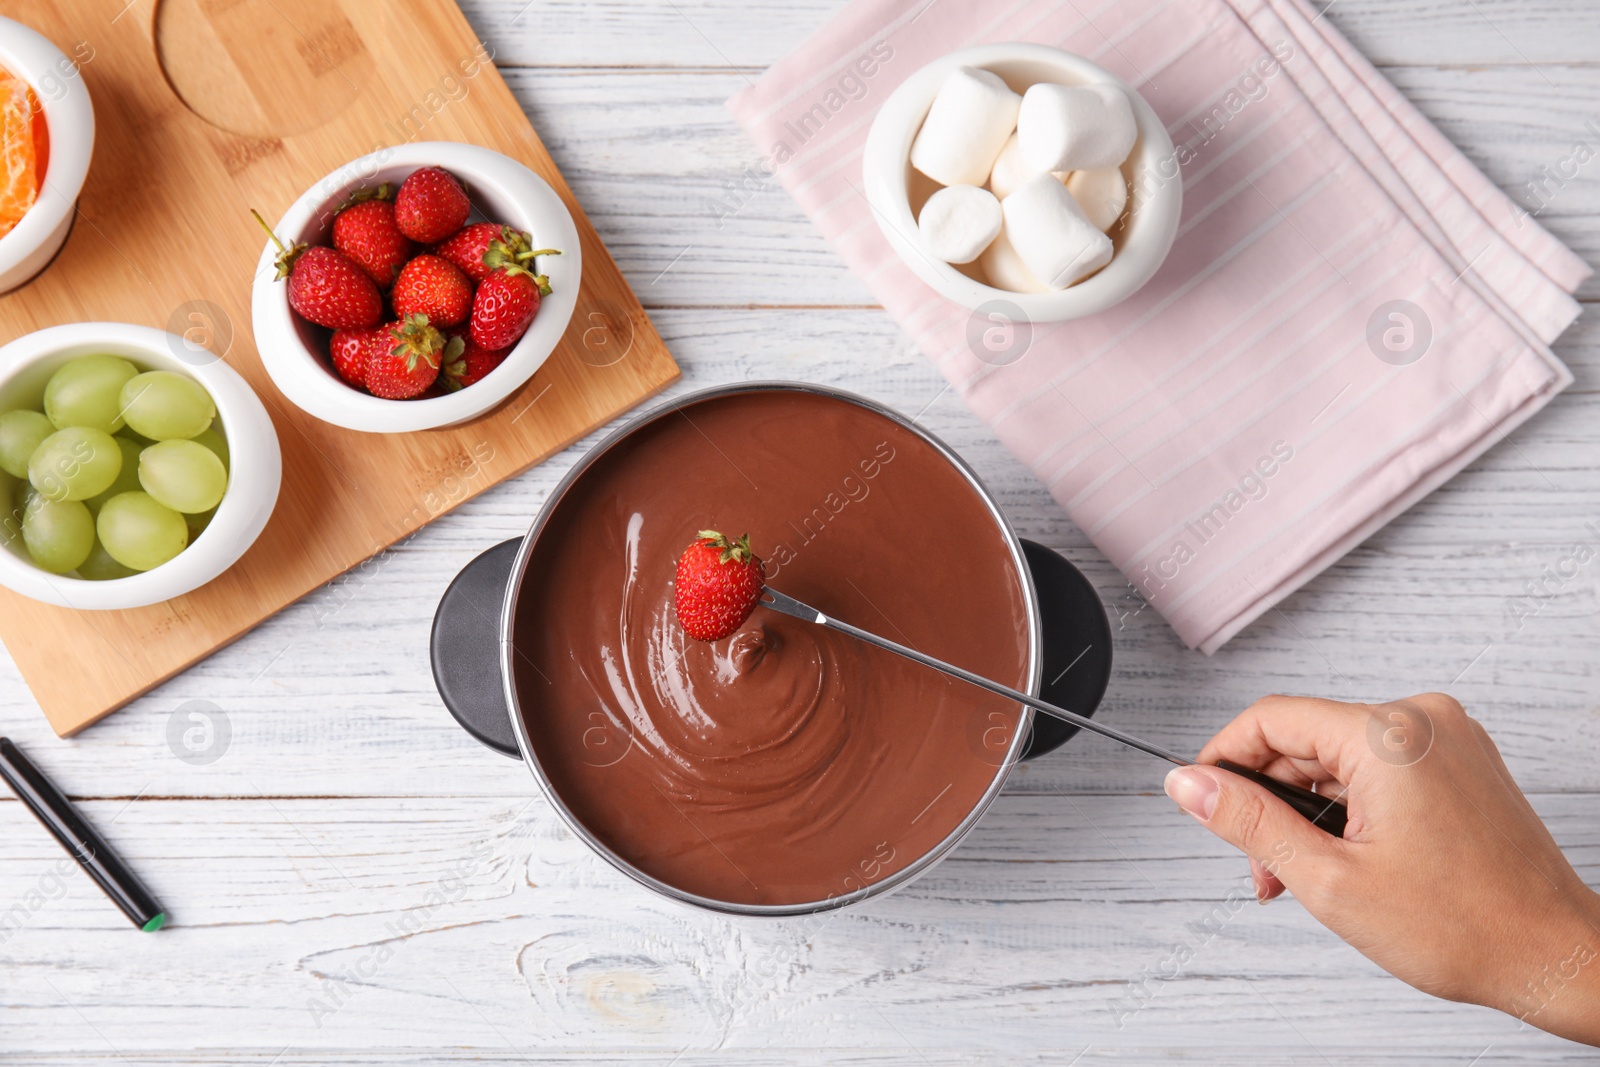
[1001,173,1114,289]
[918,184,1002,264]
[910,66,1022,188]
[1065,167,1129,232]
[978,226,1050,293]
[1017,83,1137,173]
[986,132,1069,201]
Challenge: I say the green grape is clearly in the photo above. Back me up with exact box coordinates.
[11,476,35,518]
[77,536,137,581]
[43,355,139,432]
[118,428,156,448]
[138,439,227,514]
[185,506,215,541]
[3,478,33,549]
[84,437,144,513]
[190,425,230,470]
[96,491,187,571]
[119,371,215,441]
[21,496,94,574]
[0,409,53,479]
[0,469,17,547]
[28,427,123,502]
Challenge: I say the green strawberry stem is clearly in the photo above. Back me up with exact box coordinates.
[475,231,528,276]
[338,182,395,209]
[520,249,559,295]
[390,314,449,371]
[250,209,282,249]
[250,208,307,281]
[439,334,468,391]
[482,241,524,275]
[697,530,754,565]
[483,239,557,297]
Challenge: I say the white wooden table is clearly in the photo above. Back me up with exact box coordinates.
[3,1,1598,1062]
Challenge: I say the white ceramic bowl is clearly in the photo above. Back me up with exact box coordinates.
[251,141,582,434]
[0,17,94,294]
[863,43,1182,322]
[0,323,282,610]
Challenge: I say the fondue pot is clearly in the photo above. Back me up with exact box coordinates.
[430,382,1111,916]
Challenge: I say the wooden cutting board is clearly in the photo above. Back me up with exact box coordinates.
[0,0,680,735]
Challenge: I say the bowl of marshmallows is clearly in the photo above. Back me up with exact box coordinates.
[863,43,1182,322]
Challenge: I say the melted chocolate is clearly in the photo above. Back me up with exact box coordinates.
[511,389,1031,906]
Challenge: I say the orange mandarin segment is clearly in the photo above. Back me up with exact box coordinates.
[0,70,38,238]
[28,86,46,186]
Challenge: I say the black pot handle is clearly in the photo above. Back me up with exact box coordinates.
[430,538,523,758]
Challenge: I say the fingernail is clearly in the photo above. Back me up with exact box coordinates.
[1164,766,1219,821]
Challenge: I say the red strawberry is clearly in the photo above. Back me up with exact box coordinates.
[364,315,446,399]
[289,247,383,329]
[328,326,384,387]
[469,241,558,350]
[433,222,527,283]
[394,167,470,243]
[441,333,508,391]
[332,187,412,288]
[393,254,472,327]
[470,270,539,350]
[673,531,765,642]
[254,210,383,329]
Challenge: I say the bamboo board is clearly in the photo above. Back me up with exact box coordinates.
[0,0,680,735]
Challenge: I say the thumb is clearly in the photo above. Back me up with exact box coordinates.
[1164,765,1344,887]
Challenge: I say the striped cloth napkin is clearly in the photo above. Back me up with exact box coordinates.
[728,0,1589,653]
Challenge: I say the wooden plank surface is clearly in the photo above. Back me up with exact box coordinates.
[0,0,1597,1062]
[0,0,679,736]
[0,794,1596,1060]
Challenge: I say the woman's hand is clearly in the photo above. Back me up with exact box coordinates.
[1164,692,1600,1046]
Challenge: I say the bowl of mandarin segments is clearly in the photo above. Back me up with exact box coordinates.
[0,17,93,294]
[0,323,281,610]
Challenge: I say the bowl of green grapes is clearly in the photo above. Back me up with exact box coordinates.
[0,323,281,610]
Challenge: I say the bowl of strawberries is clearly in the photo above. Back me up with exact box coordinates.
[249,141,581,433]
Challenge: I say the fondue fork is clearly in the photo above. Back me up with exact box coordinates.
[760,587,1348,836]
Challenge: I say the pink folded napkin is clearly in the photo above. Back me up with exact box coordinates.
[728,0,1589,652]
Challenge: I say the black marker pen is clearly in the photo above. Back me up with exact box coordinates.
[0,738,166,932]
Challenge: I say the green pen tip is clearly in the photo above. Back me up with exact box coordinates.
[142,913,166,933]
